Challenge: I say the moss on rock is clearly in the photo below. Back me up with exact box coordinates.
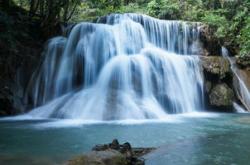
[200,56,230,79]
[68,150,127,165]
[236,55,250,69]
[209,83,234,107]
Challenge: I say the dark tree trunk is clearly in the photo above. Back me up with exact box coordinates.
[1,0,13,10]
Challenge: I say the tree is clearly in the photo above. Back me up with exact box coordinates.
[1,0,15,10]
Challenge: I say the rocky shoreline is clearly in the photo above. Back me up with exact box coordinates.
[67,139,155,165]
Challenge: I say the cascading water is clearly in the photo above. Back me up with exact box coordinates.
[222,47,250,112]
[25,13,204,120]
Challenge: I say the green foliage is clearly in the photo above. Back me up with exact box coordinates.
[201,12,228,38]
[159,0,181,20]
[147,0,163,17]
[11,0,82,23]
[145,0,250,56]
[69,2,91,22]
[118,3,146,14]
[88,0,123,9]
[10,0,250,56]
[238,18,250,56]
[146,0,181,19]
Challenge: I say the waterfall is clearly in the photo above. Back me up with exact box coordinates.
[222,47,250,112]
[25,13,204,120]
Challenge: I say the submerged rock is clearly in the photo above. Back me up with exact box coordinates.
[67,139,155,165]
[209,83,234,107]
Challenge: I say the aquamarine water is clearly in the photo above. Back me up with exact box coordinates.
[1,113,250,165]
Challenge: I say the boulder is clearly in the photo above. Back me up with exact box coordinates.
[68,150,127,165]
[200,56,236,111]
[200,56,230,79]
[109,139,120,150]
[92,144,109,151]
[209,83,234,107]
[68,139,155,165]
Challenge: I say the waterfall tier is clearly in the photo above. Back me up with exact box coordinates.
[25,13,204,120]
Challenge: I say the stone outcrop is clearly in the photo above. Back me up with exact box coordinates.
[200,56,230,79]
[199,25,222,56]
[209,83,234,107]
[236,55,250,69]
[0,8,44,116]
[200,55,250,112]
[68,150,127,165]
[0,6,63,116]
[67,139,155,165]
[200,56,235,110]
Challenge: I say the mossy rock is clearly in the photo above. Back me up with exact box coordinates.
[236,55,250,69]
[200,56,230,79]
[209,83,234,107]
[199,25,221,56]
[68,150,128,165]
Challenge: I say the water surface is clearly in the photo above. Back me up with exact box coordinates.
[1,113,250,165]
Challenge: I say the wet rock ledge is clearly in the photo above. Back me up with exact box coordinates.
[200,56,235,111]
[67,139,155,165]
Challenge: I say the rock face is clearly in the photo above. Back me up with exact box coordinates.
[0,7,63,116]
[200,56,230,79]
[209,83,234,107]
[236,55,250,69]
[200,56,235,110]
[68,150,126,165]
[67,139,154,165]
[199,25,222,56]
[0,8,44,116]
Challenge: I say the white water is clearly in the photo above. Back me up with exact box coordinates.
[0,112,219,129]
[25,13,204,120]
[233,102,248,113]
[221,47,250,112]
